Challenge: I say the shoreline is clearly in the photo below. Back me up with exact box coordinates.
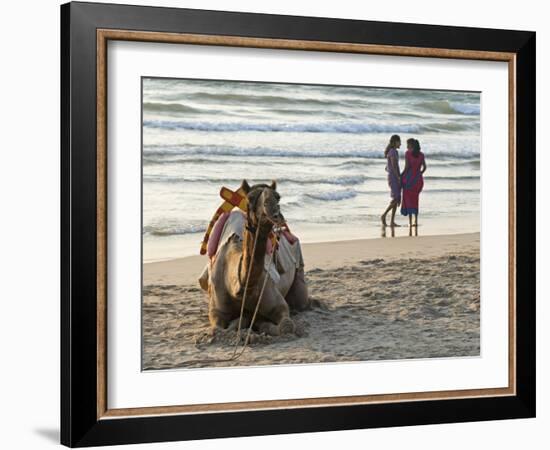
[144,231,480,286]
[143,215,480,264]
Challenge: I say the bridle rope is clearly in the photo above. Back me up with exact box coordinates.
[177,190,281,367]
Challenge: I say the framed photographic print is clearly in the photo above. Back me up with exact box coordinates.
[60,1,536,447]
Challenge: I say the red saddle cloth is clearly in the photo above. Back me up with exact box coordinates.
[206,212,230,258]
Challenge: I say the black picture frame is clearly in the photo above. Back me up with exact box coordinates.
[61,1,535,447]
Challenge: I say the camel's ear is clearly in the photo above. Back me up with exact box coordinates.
[270,179,277,191]
[240,179,251,194]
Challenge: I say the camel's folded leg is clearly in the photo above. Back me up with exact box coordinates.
[227,315,251,332]
[254,317,280,336]
[254,279,295,335]
[285,266,310,311]
[207,264,236,330]
[208,301,234,330]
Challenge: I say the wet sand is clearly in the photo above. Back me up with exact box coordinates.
[142,232,480,370]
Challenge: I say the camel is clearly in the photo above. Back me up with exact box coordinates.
[198,179,310,336]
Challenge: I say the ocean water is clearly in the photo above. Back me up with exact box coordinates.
[142,78,480,262]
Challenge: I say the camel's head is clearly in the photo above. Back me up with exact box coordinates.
[240,179,283,228]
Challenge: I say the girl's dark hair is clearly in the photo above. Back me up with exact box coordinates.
[407,138,421,157]
[384,134,401,158]
[412,139,421,157]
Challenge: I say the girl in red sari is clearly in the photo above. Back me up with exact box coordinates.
[401,138,427,227]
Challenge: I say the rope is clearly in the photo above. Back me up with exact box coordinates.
[231,247,275,360]
[231,211,263,357]
[176,210,279,368]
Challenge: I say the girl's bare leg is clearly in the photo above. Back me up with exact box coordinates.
[390,203,401,227]
[413,214,418,227]
[408,214,413,227]
[381,201,395,226]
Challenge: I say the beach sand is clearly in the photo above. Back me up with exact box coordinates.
[142,232,480,370]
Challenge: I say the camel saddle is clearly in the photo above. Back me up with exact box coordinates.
[200,186,297,258]
[199,187,302,284]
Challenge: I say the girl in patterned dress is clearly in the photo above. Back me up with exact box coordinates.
[381,134,402,227]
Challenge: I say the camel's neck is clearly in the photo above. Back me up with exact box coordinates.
[241,219,272,291]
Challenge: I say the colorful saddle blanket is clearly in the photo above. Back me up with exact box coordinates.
[207,210,298,258]
[206,210,302,284]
